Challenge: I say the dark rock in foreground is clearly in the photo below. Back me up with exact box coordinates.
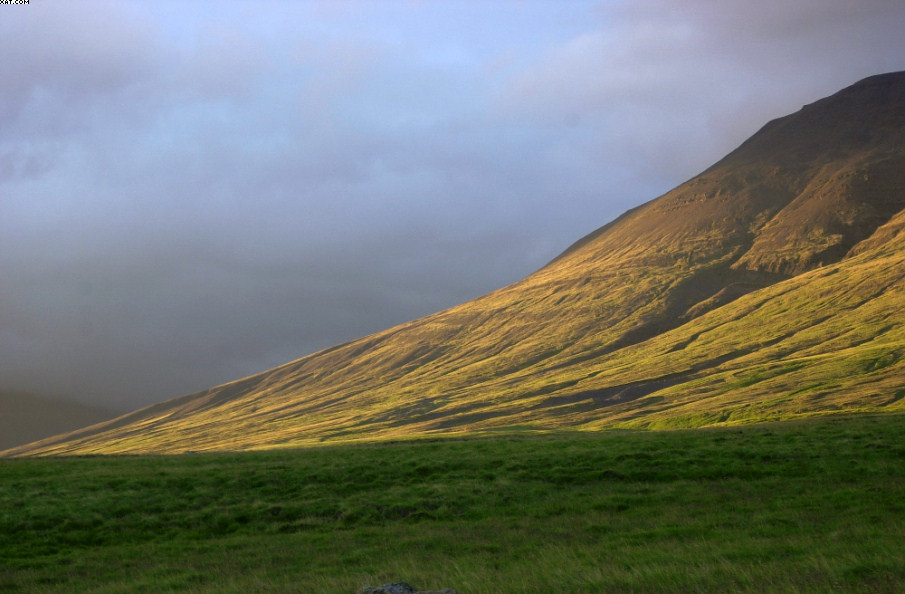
[357,582,457,594]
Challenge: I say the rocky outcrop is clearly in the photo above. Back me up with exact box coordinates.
[357,582,457,594]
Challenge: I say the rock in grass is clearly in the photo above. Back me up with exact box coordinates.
[357,584,417,594]
[357,584,416,594]
[357,583,457,594]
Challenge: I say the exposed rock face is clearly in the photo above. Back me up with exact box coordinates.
[357,583,457,594]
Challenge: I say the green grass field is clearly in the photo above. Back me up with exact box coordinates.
[2,413,905,593]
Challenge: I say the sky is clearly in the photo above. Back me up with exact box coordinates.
[2,0,905,411]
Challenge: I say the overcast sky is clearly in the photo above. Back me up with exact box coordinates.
[2,0,905,411]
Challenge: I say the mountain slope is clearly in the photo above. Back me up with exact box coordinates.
[7,72,905,456]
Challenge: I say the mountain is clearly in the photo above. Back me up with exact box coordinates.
[6,72,905,456]
[0,391,119,451]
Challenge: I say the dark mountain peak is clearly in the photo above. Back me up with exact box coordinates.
[835,70,905,98]
[724,70,905,169]
[723,72,905,274]
[808,70,905,118]
[559,72,905,278]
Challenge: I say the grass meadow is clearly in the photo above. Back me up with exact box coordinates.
[2,413,904,593]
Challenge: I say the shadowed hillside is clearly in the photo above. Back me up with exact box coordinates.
[0,392,119,450]
[7,72,905,456]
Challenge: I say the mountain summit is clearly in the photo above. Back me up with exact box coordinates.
[8,72,905,456]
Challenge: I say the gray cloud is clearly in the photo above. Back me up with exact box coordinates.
[2,1,905,409]
[498,0,905,182]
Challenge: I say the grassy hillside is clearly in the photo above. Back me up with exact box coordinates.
[2,414,904,592]
[6,73,905,456]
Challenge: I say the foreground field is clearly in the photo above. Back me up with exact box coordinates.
[2,414,905,593]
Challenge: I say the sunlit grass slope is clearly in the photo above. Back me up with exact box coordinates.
[6,72,905,456]
[2,415,904,592]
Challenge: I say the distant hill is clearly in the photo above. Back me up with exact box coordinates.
[0,391,119,451]
[7,72,905,456]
